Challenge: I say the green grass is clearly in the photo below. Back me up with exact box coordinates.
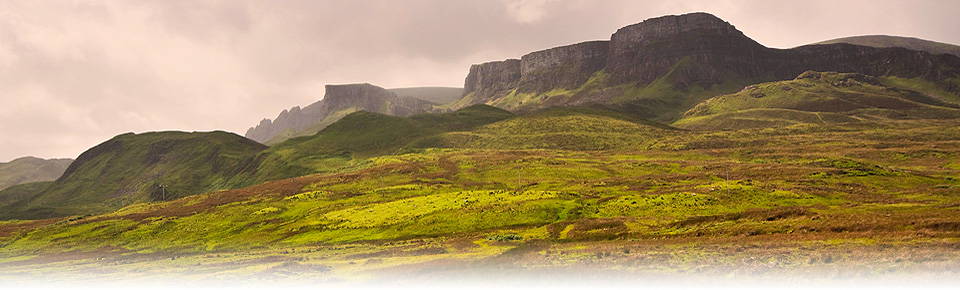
[0,131,268,220]
[675,71,960,130]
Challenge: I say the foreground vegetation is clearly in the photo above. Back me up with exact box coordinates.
[2,115,959,283]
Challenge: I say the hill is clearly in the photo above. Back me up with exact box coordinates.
[245,84,441,145]
[251,104,516,181]
[813,35,960,57]
[675,71,960,130]
[0,131,267,220]
[453,13,960,123]
[0,157,72,191]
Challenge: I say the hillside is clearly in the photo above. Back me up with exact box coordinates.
[246,84,446,145]
[0,131,267,220]
[0,182,51,208]
[0,157,72,191]
[675,71,960,130]
[453,13,960,123]
[813,35,960,57]
[2,117,960,281]
[251,104,516,181]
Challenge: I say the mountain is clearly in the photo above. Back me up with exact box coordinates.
[453,13,960,123]
[0,157,72,191]
[813,35,960,57]
[245,84,448,145]
[0,131,267,220]
[675,71,960,130]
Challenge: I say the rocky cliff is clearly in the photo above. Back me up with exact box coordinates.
[457,12,960,119]
[461,59,522,105]
[518,41,609,93]
[245,83,435,144]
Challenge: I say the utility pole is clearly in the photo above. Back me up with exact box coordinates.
[159,184,168,201]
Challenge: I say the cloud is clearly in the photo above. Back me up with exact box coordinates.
[501,0,559,24]
[0,0,957,162]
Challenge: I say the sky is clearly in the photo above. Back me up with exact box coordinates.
[2,0,959,162]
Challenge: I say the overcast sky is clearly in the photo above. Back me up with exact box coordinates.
[2,0,959,162]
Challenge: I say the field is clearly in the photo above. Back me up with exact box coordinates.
[2,117,960,285]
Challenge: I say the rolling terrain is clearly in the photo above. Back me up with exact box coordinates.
[1,116,959,283]
[675,71,960,130]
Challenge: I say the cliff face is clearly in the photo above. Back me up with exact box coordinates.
[518,41,609,93]
[462,59,521,104]
[457,12,960,116]
[245,83,434,144]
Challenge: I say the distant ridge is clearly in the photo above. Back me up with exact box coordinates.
[244,84,442,145]
[0,157,72,191]
[813,35,960,57]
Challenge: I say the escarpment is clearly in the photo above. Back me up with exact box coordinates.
[245,83,434,144]
[518,41,609,93]
[457,12,960,115]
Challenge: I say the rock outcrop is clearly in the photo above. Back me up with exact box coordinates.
[462,60,521,104]
[457,12,960,117]
[245,83,435,144]
[518,41,609,93]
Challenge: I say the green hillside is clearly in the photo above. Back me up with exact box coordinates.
[0,157,72,190]
[675,71,960,130]
[0,131,267,220]
[813,35,960,57]
[251,105,516,182]
[2,117,960,280]
[0,182,51,208]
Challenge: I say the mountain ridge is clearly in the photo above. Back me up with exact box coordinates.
[454,12,960,122]
[0,157,72,191]
[812,35,960,57]
[245,85,461,145]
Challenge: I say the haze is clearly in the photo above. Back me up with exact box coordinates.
[2,0,959,162]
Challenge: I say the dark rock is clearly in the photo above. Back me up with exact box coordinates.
[457,12,960,117]
[245,83,434,144]
[519,41,609,93]
[462,59,521,104]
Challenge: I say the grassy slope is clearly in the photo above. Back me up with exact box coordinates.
[0,157,72,191]
[249,105,516,183]
[477,57,763,123]
[2,118,960,280]
[0,131,268,220]
[0,182,51,208]
[813,35,960,57]
[675,71,960,130]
